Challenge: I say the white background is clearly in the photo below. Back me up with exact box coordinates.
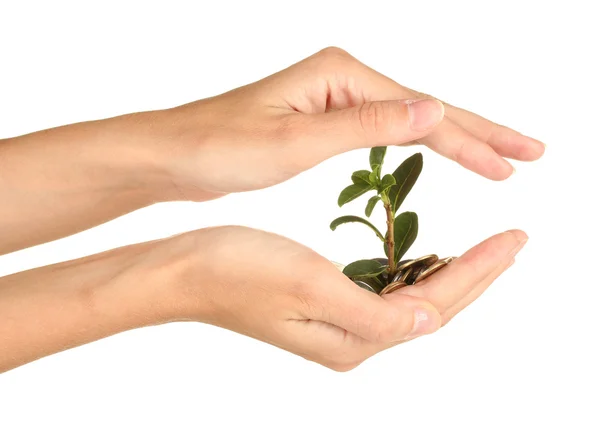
[1,1,598,420]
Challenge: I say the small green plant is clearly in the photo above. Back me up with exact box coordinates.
[330,147,423,290]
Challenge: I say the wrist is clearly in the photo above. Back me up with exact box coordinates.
[142,227,225,324]
[0,238,185,371]
[113,105,227,203]
[98,110,182,203]
[130,229,216,323]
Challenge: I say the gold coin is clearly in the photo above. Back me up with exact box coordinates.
[400,254,438,284]
[380,267,414,295]
[398,267,414,284]
[406,266,424,285]
[396,259,416,272]
[411,254,439,268]
[379,280,407,296]
[353,279,377,293]
[414,260,449,284]
[395,254,438,276]
[389,265,415,284]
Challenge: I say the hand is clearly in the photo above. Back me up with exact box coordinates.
[0,47,544,253]
[169,226,528,371]
[0,223,526,372]
[158,47,545,199]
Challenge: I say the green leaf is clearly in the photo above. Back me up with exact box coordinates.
[365,196,381,217]
[390,211,419,263]
[330,215,385,241]
[379,174,396,194]
[368,171,379,185]
[337,184,373,207]
[351,170,371,186]
[343,259,387,278]
[388,153,423,213]
[369,147,387,171]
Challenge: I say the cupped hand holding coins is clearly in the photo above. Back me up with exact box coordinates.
[156,226,527,372]
[0,47,543,372]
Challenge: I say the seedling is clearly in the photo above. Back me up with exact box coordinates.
[330,147,423,292]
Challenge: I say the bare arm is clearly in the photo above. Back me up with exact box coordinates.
[0,232,184,372]
[0,112,213,255]
[0,48,543,255]
[0,48,539,372]
[0,225,526,373]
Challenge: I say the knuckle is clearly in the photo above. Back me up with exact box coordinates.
[317,46,351,62]
[325,360,363,372]
[356,102,382,134]
[371,317,397,343]
[452,138,468,163]
[310,47,354,73]
[354,102,399,143]
[318,349,365,372]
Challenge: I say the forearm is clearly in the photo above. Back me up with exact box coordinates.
[0,111,178,254]
[0,231,203,373]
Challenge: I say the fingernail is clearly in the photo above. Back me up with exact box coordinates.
[405,307,439,340]
[510,236,528,256]
[406,99,445,131]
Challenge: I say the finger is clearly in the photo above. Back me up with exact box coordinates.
[441,257,515,325]
[445,108,545,161]
[417,118,515,180]
[311,273,441,344]
[326,233,525,362]
[405,91,546,161]
[396,229,528,313]
[352,259,515,362]
[298,51,538,179]
[283,287,443,371]
[384,88,515,180]
[303,98,445,156]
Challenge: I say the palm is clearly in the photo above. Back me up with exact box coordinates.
[180,225,526,371]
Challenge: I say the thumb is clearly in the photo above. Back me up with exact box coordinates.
[311,98,444,153]
[323,279,441,343]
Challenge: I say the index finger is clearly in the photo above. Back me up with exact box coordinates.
[393,229,528,313]
[291,48,541,179]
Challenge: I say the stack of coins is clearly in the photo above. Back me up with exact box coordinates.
[333,254,457,296]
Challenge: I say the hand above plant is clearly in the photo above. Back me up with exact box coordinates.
[0,47,544,254]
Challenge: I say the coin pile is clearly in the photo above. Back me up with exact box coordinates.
[333,254,457,296]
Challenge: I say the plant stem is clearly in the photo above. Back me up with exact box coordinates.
[383,198,396,274]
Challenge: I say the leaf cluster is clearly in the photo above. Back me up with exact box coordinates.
[330,147,423,280]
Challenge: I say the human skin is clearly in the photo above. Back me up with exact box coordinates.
[0,226,527,373]
[0,47,544,254]
[0,47,542,372]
